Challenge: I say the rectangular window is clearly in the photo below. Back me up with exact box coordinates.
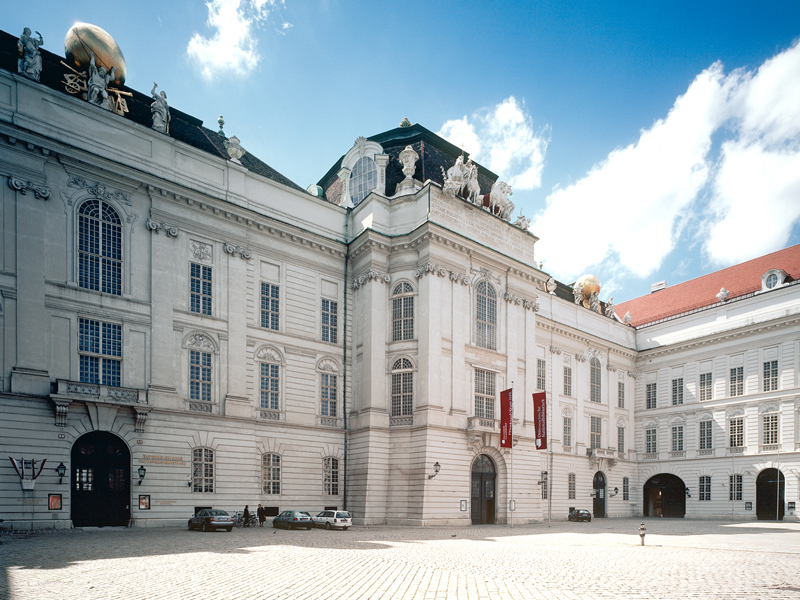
[618,381,625,408]
[260,282,279,330]
[623,477,629,501]
[563,366,572,397]
[537,359,546,391]
[646,428,657,454]
[763,360,778,392]
[324,457,339,496]
[541,471,548,500]
[729,418,744,448]
[699,420,713,450]
[672,378,683,405]
[260,363,279,410]
[192,448,214,493]
[563,416,572,448]
[262,454,280,495]
[79,318,121,387]
[699,476,711,501]
[729,474,742,501]
[189,263,212,315]
[762,413,778,445]
[672,425,684,452]
[391,371,413,417]
[590,416,601,450]
[646,383,657,409]
[474,369,496,419]
[730,366,744,397]
[392,295,414,341]
[699,372,712,402]
[617,426,625,453]
[189,350,212,401]
[321,299,338,344]
[320,373,337,417]
[568,473,576,500]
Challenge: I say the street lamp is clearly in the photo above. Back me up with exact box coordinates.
[428,462,441,479]
[137,465,146,485]
[55,462,67,484]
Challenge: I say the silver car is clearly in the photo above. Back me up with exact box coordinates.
[188,509,234,532]
[312,510,352,530]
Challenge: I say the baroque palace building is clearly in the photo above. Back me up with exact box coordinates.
[0,25,797,529]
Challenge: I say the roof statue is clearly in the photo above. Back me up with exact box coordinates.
[624,311,633,325]
[218,115,225,136]
[490,181,514,221]
[397,145,419,194]
[604,297,615,319]
[17,28,43,81]
[546,277,557,295]
[399,117,412,128]
[513,211,530,230]
[716,287,730,302]
[464,159,481,204]
[441,155,466,197]
[150,83,170,134]
[87,51,115,110]
[572,280,584,304]
[589,290,600,313]
[225,136,246,162]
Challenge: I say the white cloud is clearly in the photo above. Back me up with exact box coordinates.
[438,97,549,190]
[187,0,281,79]
[530,38,800,283]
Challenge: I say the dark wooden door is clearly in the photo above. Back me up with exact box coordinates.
[593,471,606,518]
[471,455,496,524]
[71,432,131,527]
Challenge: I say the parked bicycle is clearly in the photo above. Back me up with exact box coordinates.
[232,511,259,528]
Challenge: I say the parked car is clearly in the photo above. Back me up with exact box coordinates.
[188,509,234,532]
[568,509,592,522]
[272,510,313,530]
[312,510,352,530]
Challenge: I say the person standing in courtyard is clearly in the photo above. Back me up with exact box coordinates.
[257,504,265,527]
[243,505,250,527]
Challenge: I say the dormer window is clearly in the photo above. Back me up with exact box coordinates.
[760,269,787,292]
[350,156,377,206]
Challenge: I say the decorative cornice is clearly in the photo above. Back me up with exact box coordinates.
[146,218,178,237]
[223,242,252,260]
[68,176,130,205]
[448,270,470,286]
[8,176,50,200]
[415,262,447,278]
[503,289,540,311]
[535,318,638,362]
[575,353,587,363]
[549,345,562,355]
[352,269,391,289]
[607,364,618,372]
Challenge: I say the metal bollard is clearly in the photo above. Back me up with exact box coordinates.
[639,522,646,546]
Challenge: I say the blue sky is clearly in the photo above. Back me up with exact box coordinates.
[6,1,800,302]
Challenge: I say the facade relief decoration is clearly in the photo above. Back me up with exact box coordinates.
[256,346,282,364]
[190,240,213,264]
[575,353,587,363]
[563,354,572,366]
[317,358,339,373]
[146,218,178,237]
[415,262,447,278]
[503,289,540,311]
[68,176,131,206]
[549,345,562,355]
[189,402,212,413]
[223,242,252,260]
[17,28,44,81]
[586,348,603,364]
[8,176,50,200]
[606,363,618,372]
[448,270,470,286]
[185,333,215,352]
[352,269,391,289]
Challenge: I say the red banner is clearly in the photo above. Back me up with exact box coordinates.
[500,388,513,448]
[533,392,547,450]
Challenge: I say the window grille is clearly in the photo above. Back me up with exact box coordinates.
[78,199,122,295]
[729,418,743,448]
[564,366,572,397]
[699,476,711,501]
[261,282,280,330]
[646,383,657,409]
[590,357,601,403]
[476,281,497,350]
[474,369,496,419]
[192,448,214,493]
[672,378,683,405]
[262,453,280,494]
[568,473,576,500]
[321,299,338,344]
[391,359,413,417]
[189,350,212,401]
[190,263,212,315]
[623,477,629,500]
[763,360,778,392]
[617,426,625,453]
[321,373,337,417]
[590,416,601,449]
[79,318,121,387]
[729,474,742,501]
[762,413,778,445]
[349,156,377,206]
[541,471,548,500]
[323,457,339,495]
[563,416,572,448]
[260,362,279,410]
[646,428,657,454]
[672,425,684,452]
[730,366,743,397]
[392,283,414,341]
[617,380,624,408]
[699,372,712,401]
[699,420,713,450]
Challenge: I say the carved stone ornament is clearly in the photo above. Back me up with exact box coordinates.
[256,346,281,363]
[354,136,368,158]
[624,311,632,325]
[186,333,214,351]
[17,28,44,81]
[317,358,339,373]
[587,348,602,363]
[546,277,557,295]
[189,402,212,413]
[606,364,618,372]
[716,287,730,302]
[68,176,130,205]
[223,242,252,260]
[190,240,213,264]
[604,297,615,319]
[352,269,391,289]
[398,145,419,179]
[575,353,587,363]
[134,409,149,433]
[415,263,447,279]
[8,176,50,200]
[448,270,471,285]
[503,289,539,311]
[146,218,178,237]
[563,354,572,366]
[225,136,246,162]
[549,346,562,355]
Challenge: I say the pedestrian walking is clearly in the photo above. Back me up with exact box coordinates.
[257,504,266,527]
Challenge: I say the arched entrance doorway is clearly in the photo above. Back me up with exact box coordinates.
[643,473,686,518]
[71,431,131,527]
[756,468,785,521]
[471,455,496,524]
[592,471,606,518]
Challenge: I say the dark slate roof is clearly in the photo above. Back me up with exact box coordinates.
[318,123,500,199]
[0,29,305,193]
[616,244,800,327]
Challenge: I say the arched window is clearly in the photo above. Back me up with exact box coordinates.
[476,281,497,350]
[323,457,339,495]
[78,199,122,295]
[262,453,280,494]
[391,358,413,417]
[392,282,414,341]
[590,357,601,403]
[192,448,214,493]
[350,156,377,206]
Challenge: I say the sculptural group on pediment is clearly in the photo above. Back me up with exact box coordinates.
[441,156,514,222]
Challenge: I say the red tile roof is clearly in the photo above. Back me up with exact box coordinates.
[616,244,800,327]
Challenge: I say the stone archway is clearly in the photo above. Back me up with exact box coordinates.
[643,473,686,518]
[756,468,785,521]
[592,471,607,518]
[71,431,131,527]
[470,455,496,524]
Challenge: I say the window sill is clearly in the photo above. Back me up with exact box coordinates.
[317,416,342,428]
[759,444,779,453]
[390,416,413,427]
[188,401,213,413]
[257,409,282,421]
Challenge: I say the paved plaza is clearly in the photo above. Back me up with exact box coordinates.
[1,518,799,600]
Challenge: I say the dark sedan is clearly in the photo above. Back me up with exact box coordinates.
[272,510,313,530]
[188,509,233,532]
[568,509,592,522]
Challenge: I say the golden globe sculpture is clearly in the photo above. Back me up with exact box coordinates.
[576,274,601,308]
[64,23,126,86]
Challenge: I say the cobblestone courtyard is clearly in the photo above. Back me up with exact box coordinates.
[2,518,799,599]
